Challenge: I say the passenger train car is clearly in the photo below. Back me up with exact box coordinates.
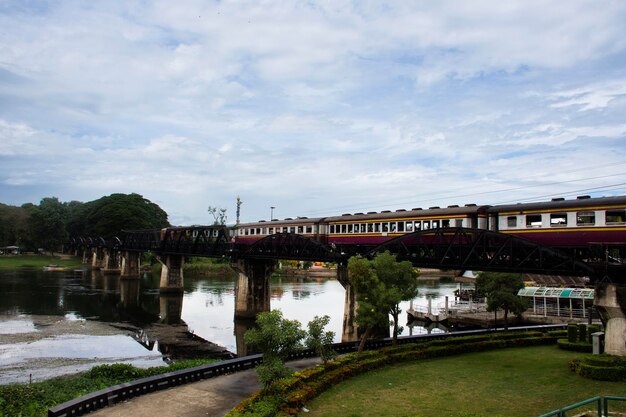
[234,195,626,253]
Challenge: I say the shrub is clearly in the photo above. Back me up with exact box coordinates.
[577,323,587,342]
[557,339,593,353]
[586,324,601,344]
[567,324,578,343]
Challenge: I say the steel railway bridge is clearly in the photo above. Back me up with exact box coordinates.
[66,226,626,356]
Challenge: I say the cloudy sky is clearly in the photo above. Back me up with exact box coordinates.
[1,1,626,225]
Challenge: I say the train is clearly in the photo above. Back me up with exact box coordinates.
[234,194,626,254]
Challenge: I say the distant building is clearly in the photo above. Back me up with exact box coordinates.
[0,246,21,255]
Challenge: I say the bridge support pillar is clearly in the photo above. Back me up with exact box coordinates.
[159,255,185,293]
[594,283,626,356]
[101,249,121,274]
[120,251,141,277]
[232,259,275,320]
[91,248,105,269]
[337,262,359,342]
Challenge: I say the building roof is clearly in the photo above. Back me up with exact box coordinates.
[517,286,594,299]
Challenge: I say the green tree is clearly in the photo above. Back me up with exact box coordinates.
[207,206,227,225]
[84,193,169,238]
[28,197,68,254]
[305,315,336,364]
[348,252,419,351]
[243,310,306,390]
[476,272,528,330]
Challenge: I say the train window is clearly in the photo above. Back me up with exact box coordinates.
[359,223,365,233]
[330,225,335,234]
[398,222,405,232]
[306,226,313,234]
[455,219,463,227]
[576,211,595,226]
[367,223,373,233]
[606,209,626,224]
[268,227,274,234]
[382,223,389,232]
[297,226,304,233]
[415,221,422,230]
[347,224,353,233]
[442,219,450,228]
[507,216,517,228]
[432,220,439,228]
[550,213,567,227]
[526,215,542,228]
[406,222,413,232]
[257,228,262,234]
[341,224,347,233]
[374,223,381,233]
[423,220,430,229]
[390,222,397,232]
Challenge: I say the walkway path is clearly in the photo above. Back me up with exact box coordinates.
[86,357,322,417]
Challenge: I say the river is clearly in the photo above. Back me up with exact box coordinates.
[0,267,464,384]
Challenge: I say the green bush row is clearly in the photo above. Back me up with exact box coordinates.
[226,331,561,417]
[557,339,593,353]
[566,323,601,344]
[568,355,626,382]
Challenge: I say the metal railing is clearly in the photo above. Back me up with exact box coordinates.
[538,396,626,417]
[48,324,566,417]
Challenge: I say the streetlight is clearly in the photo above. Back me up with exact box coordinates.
[270,206,275,220]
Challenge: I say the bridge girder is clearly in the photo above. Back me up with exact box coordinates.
[240,233,338,262]
[367,227,598,279]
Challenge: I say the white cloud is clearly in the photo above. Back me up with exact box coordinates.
[1,1,626,224]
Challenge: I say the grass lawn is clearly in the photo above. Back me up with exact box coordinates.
[305,345,625,417]
[0,254,84,269]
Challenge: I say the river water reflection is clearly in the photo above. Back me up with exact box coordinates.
[0,268,463,383]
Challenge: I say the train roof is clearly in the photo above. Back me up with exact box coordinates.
[324,204,489,222]
[488,195,626,214]
[238,217,325,227]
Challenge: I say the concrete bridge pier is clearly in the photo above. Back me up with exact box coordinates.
[337,262,359,342]
[91,248,105,270]
[120,251,141,277]
[101,249,121,274]
[337,261,389,342]
[81,248,90,265]
[159,255,185,293]
[232,259,275,320]
[594,283,626,356]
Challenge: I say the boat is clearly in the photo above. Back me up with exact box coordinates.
[43,265,66,271]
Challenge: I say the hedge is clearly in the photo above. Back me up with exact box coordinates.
[569,355,626,382]
[226,331,561,417]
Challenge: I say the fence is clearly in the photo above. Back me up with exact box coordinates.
[48,324,566,417]
[538,396,626,417]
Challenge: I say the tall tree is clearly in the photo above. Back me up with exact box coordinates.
[84,193,169,238]
[348,251,419,351]
[28,197,68,254]
[207,206,227,225]
[476,272,528,330]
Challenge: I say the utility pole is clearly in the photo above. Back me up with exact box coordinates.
[270,206,275,220]
[236,196,242,226]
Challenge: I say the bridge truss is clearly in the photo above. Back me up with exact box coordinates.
[67,227,625,282]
